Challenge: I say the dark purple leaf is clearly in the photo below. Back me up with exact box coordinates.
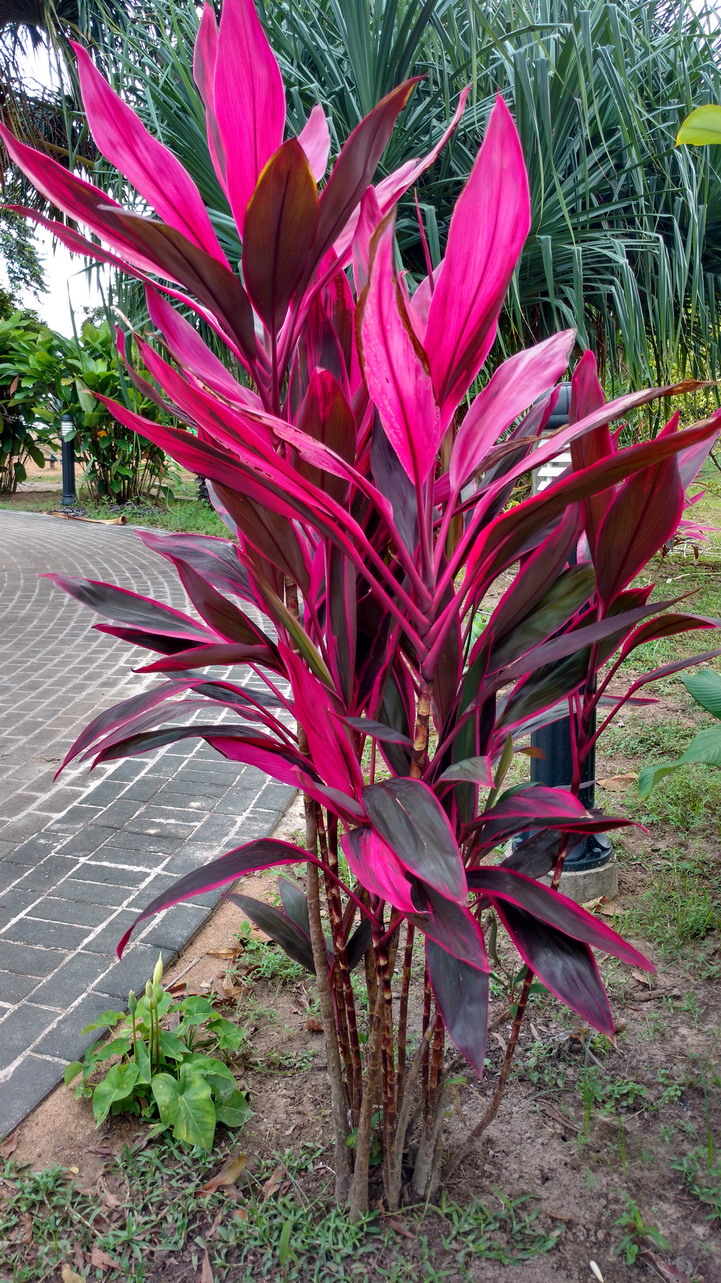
[344,718,412,745]
[44,574,213,642]
[226,892,316,973]
[363,778,466,903]
[410,883,488,971]
[426,940,489,1074]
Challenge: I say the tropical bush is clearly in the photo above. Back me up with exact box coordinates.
[0,309,55,492]
[5,0,721,1213]
[20,0,721,402]
[639,669,721,798]
[9,317,172,501]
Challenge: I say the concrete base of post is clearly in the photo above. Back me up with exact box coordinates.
[548,852,619,904]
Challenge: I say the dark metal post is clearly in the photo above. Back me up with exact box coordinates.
[60,412,76,507]
[529,384,612,874]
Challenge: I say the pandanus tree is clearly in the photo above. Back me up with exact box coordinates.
[4,0,721,1211]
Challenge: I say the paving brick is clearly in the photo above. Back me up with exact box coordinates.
[163,843,218,875]
[33,991,122,1060]
[90,844,165,870]
[0,1055,67,1139]
[54,826,117,856]
[185,815,239,846]
[28,952,112,1011]
[11,856,80,894]
[0,1003,59,1070]
[55,879,133,908]
[141,904,210,951]
[95,799,144,829]
[105,828,182,854]
[73,862,148,888]
[28,897,110,928]
[83,911,140,957]
[94,945,175,1000]
[0,941,67,978]
[3,917,92,951]
[0,813,49,843]
[115,777,162,803]
[0,887,42,926]
[0,970,42,1004]
[4,835,58,866]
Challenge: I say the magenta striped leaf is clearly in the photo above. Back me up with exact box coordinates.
[242,139,319,333]
[363,778,466,903]
[410,884,488,971]
[299,104,331,181]
[213,0,285,237]
[595,438,685,605]
[72,42,227,265]
[341,826,416,914]
[117,839,309,955]
[44,573,215,642]
[227,892,316,973]
[424,96,531,423]
[359,213,440,485]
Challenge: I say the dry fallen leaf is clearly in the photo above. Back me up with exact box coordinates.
[386,1218,417,1240]
[262,1164,287,1202]
[61,1268,84,1283]
[597,772,637,790]
[642,1251,693,1282]
[631,969,652,986]
[306,1017,323,1033]
[199,1248,214,1283]
[91,1246,122,1270]
[200,1152,247,1195]
[208,948,243,960]
[0,1132,18,1159]
[598,902,626,916]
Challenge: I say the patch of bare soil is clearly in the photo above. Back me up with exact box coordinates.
[8,788,721,1283]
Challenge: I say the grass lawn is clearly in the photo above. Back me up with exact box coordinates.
[0,474,720,1282]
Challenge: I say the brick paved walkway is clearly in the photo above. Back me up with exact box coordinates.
[0,511,293,1137]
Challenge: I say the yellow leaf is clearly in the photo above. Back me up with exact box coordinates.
[676,103,721,146]
[61,1268,84,1283]
[199,1152,247,1195]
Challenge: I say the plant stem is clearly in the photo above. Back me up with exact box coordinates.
[410,679,432,778]
[395,923,414,1107]
[443,967,534,1181]
[305,808,352,1202]
[321,810,363,1122]
[349,989,384,1221]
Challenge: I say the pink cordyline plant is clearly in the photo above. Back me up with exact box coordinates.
[4,0,721,1211]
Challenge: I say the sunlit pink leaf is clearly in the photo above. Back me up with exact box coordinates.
[341,826,416,913]
[213,0,285,237]
[424,96,531,422]
[299,104,331,181]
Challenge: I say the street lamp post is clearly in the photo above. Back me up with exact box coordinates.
[60,412,76,507]
[527,383,617,901]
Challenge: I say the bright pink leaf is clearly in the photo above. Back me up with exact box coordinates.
[72,42,228,265]
[193,3,226,192]
[299,104,331,181]
[341,826,416,914]
[359,213,441,485]
[424,96,531,423]
[213,0,285,237]
[450,329,575,492]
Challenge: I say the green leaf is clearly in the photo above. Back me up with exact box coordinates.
[676,104,721,146]
[158,1029,187,1061]
[678,726,721,767]
[176,995,215,1025]
[81,1009,123,1033]
[684,669,721,720]
[133,1035,152,1085]
[92,1062,141,1125]
[151,1072,216,1151]
[64,1061,84,1085]
[214,1087,252,1130]
[207,1016,247,1051]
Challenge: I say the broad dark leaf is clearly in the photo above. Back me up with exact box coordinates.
[493,901,614,1036]
[227,893,315,973]
[45,574,212,641]
[426,940,489,1075]
[117,839,309,955]
[363,778,466,903]
[344,718,412,745]
[410,883,488,971]
[243,138,319,333]
[278,876,311,936]
[347,918,373,971]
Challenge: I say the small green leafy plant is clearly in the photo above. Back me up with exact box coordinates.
[614,1198,670,1265]
[65,956,251,1151]
[639,669,721,798]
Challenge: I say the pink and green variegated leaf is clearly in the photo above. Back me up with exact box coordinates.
[137,641,280,672]
[426,940,489,1074]
[424,96,531,423]
[136,530,251,602]
[58,679,199,772]
[449,329,575,493]
[595,422,685,605]
[362,778,466,903]
[117,838,310,955]
[465,411,721,593]
[242,139,319,333]
[213,0,285,237]
[359,213,441,485]
[620,613,719,660]
[467,867,653,969]
[43,573,215,642]
[493,903,615,1037]
[341,826,416,914]
[110,212,257,361]
[0,125,162,275]
[298,104,331,182]
[335,86,471,265]
[72,42,228,265]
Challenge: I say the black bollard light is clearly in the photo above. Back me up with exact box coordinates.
[528,383,613,878]
[60,412,76,507]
